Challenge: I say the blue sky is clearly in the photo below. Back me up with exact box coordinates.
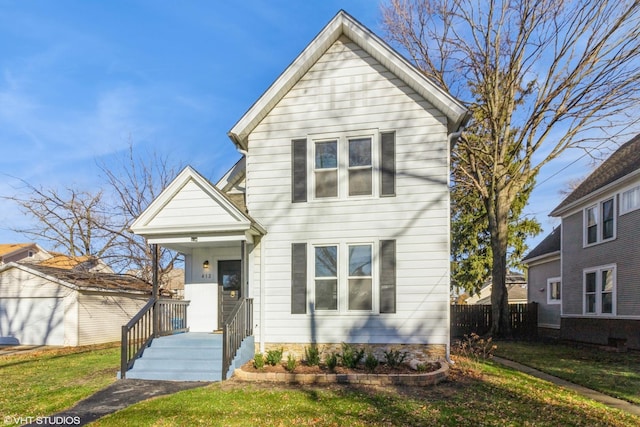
[0,0,614,251]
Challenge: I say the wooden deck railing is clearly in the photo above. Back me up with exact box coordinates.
[222,298,253,380]
[120,298,190,379]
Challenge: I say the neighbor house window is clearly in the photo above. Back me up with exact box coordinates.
[584,197,615,246]
[620,184,640,215]
[547,277,561,305]
[584,265,616,315]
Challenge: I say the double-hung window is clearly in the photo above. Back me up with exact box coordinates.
[620,184,640,215]
[291,240,396,315]
[292,131,395,202]
[547,277,561,305]
[584,265,616,315]
[584,197,615,246]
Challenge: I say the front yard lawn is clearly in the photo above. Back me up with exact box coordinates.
[0,344,119,422]
[91,357,640,426]
[494,341,640,405]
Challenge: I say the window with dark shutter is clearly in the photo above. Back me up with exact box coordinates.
[291,243,307,314]
[292,139,307,203]
[379,240,396,313]
[380,132,395,196]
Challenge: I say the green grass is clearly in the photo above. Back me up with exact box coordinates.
[2,341,639,426]
[0,344,119,424]
[90,357,640,427]
[494,341,640,404]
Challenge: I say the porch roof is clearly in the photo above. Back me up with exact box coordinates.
[131,166,265,250]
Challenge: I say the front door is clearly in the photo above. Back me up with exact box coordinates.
[218,260,241,326]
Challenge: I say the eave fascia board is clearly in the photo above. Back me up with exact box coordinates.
[522,251,560,267]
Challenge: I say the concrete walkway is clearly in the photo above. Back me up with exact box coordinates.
[23,379,209,427]
[493,356,640,417]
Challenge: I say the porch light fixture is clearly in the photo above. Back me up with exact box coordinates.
[203,260,210,269]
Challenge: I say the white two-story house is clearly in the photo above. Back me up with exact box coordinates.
[130,10,468,369]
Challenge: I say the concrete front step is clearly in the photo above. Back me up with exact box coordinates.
[123,332,223,382]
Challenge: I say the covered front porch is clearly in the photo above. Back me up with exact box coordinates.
[120,166,265,381]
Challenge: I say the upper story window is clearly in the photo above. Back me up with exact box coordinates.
[584,265,616,315]
[620,184,640,215]
[291,130,395,203]
[584,197,615,246]
[547,277,561,305]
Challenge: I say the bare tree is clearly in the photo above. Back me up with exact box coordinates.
[6,180,121,258]
[382,0,640,335]
[6,144,182,288]
[98,145,183,285]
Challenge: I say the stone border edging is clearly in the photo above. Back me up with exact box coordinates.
[234,361,449,386]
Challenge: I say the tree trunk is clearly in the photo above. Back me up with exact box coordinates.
[488,193,511,337]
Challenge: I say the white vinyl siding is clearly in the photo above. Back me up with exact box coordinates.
[247,36,450,345]
[77,293,147,345]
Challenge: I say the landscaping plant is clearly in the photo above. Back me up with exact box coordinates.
[383,349,407,368]
[265,348,283,366]
[304,345,321,366]
[339,343,365,369]
[364,352,379,372]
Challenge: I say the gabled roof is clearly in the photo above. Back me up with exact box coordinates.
[130,166,265,237]
[0,262,151,295]
[228,10,469,150]
[0,243,45,258]
[522,226,561,264]
[551,134,640,216]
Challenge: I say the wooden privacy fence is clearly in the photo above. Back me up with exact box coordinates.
[451,302,538,338]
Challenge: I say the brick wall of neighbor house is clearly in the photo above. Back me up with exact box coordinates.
[526,257,561,332]
[561,318,640,350]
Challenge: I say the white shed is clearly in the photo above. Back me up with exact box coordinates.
[0,263,151,346]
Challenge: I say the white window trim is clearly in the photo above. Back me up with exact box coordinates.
[309,129,379,201]
[582,264,616,316]
[619,183,640,216]
[583,196,616,247]
[546,277,562,305]
[309,240,378,314]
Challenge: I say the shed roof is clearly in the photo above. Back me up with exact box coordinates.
[551,134,640,216]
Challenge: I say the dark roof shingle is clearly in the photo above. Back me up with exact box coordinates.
[552,134,640,215]
[523,225,561,262]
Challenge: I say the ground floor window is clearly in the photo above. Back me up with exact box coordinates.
[547,277,561,305]
[583,265,616,315]
[291,240,395,314]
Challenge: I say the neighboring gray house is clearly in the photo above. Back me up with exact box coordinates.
[523,226,561,338]
[130,10,469,366]
[526,134,640,349]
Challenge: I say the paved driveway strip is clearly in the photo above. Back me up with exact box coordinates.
[493,356,640,417]
[22,379,209,427]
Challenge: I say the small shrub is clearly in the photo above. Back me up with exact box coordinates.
[383,349,408,368]
[265,348,283,366]
[253,353,265,370]
[415,363,428,372]
[285,354,297,372]
[364,351,379,372]
[304,345,321,366]
[325,352,338,370]
[453,333,497,360]
[339,343,365,369]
